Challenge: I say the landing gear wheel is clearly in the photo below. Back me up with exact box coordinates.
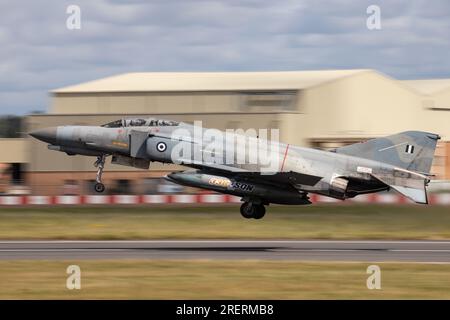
[94,183,105,193]
[253,204,266,219]
[240,202,266,219]
[240,202,256,219]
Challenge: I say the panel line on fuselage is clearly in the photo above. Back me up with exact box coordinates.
[280,144,290,172]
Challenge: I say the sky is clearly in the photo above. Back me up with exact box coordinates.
[0,0,449,115]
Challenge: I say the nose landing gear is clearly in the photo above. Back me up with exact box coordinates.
[240,202,266,219]
[94,155,107,193]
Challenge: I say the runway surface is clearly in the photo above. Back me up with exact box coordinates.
[1,240,450,262]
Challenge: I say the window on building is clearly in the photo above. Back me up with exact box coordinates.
[142,178,159,194]
[63,179,79,195]
[157,178,184,194]
[310,139,363,151]
[11,163,24,184]
[239,91,297,111]
[0,116,23,138]
[114,179,132,194]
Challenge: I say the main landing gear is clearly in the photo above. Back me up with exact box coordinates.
[94,155,106,193]
[240,202,266,219]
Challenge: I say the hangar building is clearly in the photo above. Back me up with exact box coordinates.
[14,69,450,195]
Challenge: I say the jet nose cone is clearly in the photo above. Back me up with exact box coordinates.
[29,127,57,144]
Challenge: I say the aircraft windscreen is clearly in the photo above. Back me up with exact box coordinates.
[101,119,123,128]
[147,119,179,127]
[102,118,180,128]
[127,118,146,126]
[127,118,180,127]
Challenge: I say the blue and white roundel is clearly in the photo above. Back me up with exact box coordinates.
[156,142,167,152]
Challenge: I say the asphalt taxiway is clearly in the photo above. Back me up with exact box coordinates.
[0,240,450,262]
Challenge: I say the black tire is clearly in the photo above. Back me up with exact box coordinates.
[253,205,266,219]
[94,183,105,193]
[240,202,255,219]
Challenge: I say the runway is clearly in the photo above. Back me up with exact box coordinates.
[1,240,450,262]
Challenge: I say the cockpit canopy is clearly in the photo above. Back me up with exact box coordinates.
[102,118,179,128]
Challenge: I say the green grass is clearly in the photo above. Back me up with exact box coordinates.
[0,204,449,240]
[0,260,450,299]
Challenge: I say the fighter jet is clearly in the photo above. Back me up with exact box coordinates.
[30,117,440,219]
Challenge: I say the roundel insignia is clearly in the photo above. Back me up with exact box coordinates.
[156,142,167,152]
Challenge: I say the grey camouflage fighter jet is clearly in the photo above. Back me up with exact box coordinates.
[30,118,440,219]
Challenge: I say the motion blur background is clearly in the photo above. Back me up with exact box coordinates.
[1,70,449,197]
[1,0,450,300]
[0,0,449,199]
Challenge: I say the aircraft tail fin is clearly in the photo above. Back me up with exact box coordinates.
[336,131,440,174]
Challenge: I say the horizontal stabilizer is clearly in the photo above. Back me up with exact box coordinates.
[370,170,428,204]
[389,185,427,204]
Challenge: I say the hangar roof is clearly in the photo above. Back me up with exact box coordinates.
[402,79,450,94]
[52,69,371,93]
